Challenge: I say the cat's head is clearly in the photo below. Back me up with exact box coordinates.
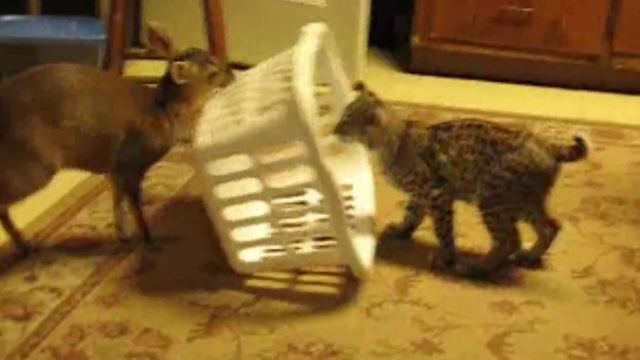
[334,81,387,147]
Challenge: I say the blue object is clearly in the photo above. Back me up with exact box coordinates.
[0,15,108,79]
[0,15,106,45]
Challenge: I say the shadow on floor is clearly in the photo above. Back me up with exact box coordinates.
[120,195,361,317]
[1,193,362,318]
[375,236,527,287]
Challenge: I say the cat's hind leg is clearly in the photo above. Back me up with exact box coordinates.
[513,204,560,267]
[456,207,521,278]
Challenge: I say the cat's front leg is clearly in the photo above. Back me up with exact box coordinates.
[431,198,456,268]
[380,199,426,241]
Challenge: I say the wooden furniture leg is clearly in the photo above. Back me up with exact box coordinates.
[26,0,41,15]
[106,0,126,74]
[105,0,227,76]
[203,0,227,60]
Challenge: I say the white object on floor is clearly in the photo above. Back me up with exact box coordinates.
[193,22,377,279]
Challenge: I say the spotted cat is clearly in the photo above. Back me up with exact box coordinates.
[334,82,588,277]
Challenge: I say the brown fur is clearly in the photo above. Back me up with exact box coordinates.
[0,22,234,257]
[335,82,588,278]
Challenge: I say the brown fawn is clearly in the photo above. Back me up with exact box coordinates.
[0,21,234,258]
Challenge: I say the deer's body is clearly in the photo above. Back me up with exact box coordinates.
[0,22,234,258]
[1,64,162,173]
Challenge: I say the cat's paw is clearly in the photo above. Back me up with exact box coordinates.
[143,241,163,253]
[430,249,456,270]
[380,224,412,241]
[512,250,543,268]
[454,260,490,279]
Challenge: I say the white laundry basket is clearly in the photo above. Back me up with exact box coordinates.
[192,22,377,279]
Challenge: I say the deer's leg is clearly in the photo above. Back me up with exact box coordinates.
[0,210,29,258]
[111,170,155,250]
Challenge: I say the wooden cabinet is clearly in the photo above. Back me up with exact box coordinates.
[427,0,609,56]
[410,0,640,94]
[614,0,640,56]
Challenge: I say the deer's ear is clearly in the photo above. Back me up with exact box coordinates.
[168,61,197,84]
[145,21,176,58]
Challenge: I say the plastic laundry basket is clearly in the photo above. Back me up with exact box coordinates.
[193,22,377,279]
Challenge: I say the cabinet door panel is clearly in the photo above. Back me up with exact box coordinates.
[614,0,640,56]
[427,0,609,56]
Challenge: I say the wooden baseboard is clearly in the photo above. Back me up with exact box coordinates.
[410,42,640,95]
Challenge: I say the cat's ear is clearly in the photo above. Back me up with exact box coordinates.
[354,81,382,102]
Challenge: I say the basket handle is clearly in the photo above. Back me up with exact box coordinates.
[292,22,370,278]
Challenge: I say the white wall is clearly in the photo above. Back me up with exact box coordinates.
[142,0,208,50]
[143,0,371,81]
[222,0,370,81]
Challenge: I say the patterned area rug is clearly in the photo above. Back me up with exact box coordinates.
[1,103,639,360]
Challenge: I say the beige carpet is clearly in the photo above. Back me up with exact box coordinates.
[1,104,639,360]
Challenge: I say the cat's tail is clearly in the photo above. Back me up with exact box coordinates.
[553,135,589,162]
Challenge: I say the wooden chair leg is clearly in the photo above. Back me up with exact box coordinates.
[202,0,227,60]
[131,0,143,47]
[26,0,41,15]
[106,0,126,74]
[106,0,227,76]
